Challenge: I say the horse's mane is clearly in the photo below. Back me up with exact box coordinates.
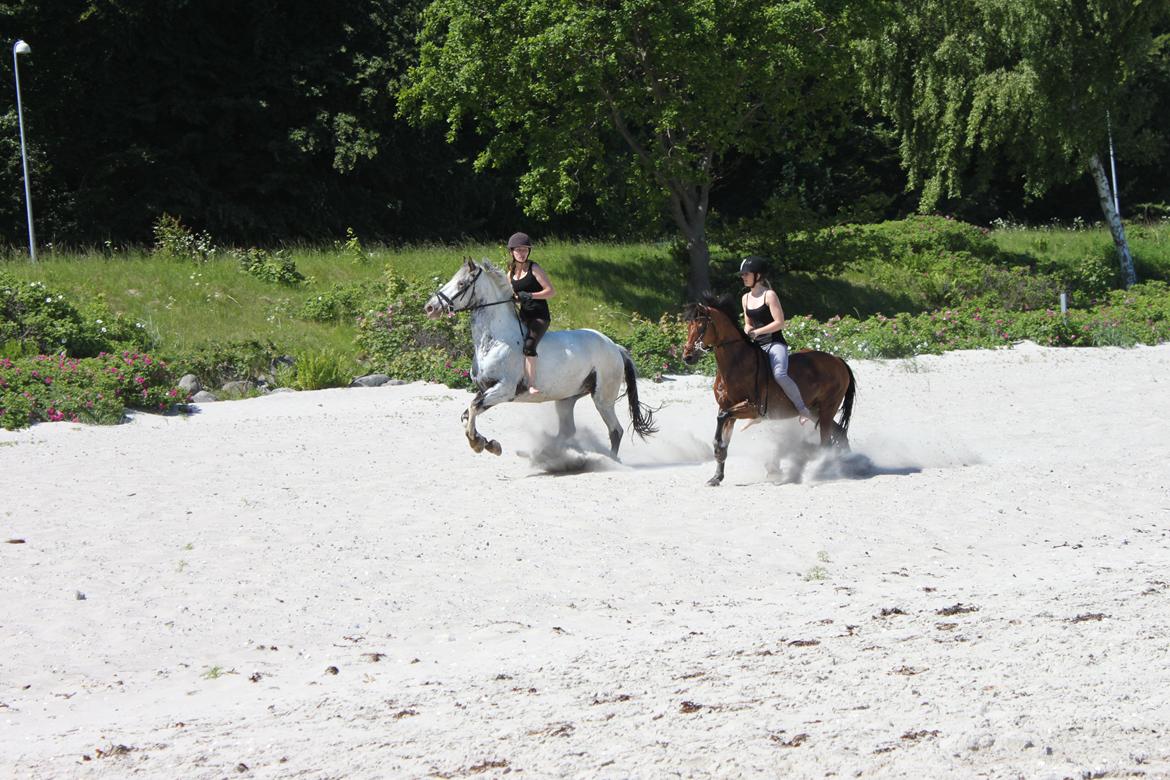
[476,258,510,289]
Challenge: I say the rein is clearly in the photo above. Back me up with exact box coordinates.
[432,265,516,314]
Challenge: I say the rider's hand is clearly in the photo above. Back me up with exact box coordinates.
[745,326,755,337]
[517,291,533,303]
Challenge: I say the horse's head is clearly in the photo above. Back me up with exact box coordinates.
[682,295,742,364]
[424,258,484,318]
[681,303,714,365]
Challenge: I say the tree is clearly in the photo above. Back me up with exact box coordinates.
[859,0,1169,287]
[400,0,880,296]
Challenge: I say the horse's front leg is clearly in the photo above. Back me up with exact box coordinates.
[708,411,738,487]
[463,381,516,456]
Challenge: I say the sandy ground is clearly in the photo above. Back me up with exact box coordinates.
[3,342,1170,779]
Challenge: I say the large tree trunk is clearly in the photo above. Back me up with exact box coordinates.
[684,234,712,299]
[666,183,712,298]
[1088,153,1137,288]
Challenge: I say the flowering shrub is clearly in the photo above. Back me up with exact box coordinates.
[356,270,474,388]
[1,272,152,357]
[625,314,714,380]
[0,351,186,430]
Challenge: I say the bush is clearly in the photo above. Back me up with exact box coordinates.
[356,270,473,387]
[289,349,353,390]
[728,214,1002,278]
[152,213,218,263]
[167,339,283,389]
[335,227,372,265]
[1,272,153,357]
[298,281,382,322]
[233,247,306,286]
[0,351,186,430]
[625,314,713,380]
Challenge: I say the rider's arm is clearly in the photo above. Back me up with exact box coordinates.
[529,263,556,300]
[752,290,787,336]
[741,293,753,335]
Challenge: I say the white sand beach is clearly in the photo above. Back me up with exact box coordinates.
[3,343,1170,779]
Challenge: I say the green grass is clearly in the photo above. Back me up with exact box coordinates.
[4,222,1169,366]
[989,221,1170,280]
[0,241,684,362]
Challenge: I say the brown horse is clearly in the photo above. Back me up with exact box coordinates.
[682,295,856,486]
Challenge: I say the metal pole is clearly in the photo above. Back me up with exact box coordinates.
[1106,110,1121,216]
[13,40,36,262]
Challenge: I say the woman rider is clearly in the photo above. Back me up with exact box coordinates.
[507,232,555,394]
[737,255,815,423]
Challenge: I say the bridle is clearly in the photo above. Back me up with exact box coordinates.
[432,264,516,315]
[685,308,744,356]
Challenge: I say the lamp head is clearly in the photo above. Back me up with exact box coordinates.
[14,40,31,55]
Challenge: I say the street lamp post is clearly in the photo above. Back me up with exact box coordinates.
[13,39,36,262]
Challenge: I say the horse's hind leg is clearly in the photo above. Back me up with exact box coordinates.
[592,399,623,458]
[831,421,851,451]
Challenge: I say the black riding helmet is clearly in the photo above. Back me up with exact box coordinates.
[507,232,532,249]
[735,255,768,276]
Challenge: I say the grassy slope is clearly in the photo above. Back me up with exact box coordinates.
[3,223,1168,362]
[0,241,682,360]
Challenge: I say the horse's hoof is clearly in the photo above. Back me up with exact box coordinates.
[706,477,722,487]
[468,438,485,453]
[486,440,502,456]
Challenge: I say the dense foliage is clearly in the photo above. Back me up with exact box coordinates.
[3,1,1168,265]
[355,270,474,387]
[0,0,530,246]
[1,272,152,356]
[400,0,889,295]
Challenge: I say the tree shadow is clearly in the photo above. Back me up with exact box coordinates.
[780,275,923,321]
[561,252,683,321]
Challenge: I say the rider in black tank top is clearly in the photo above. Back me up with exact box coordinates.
[512,266,551,321]
[745,302,787,345]
[506,232,555,394]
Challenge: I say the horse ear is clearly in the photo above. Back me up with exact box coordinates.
[464,256,475,270]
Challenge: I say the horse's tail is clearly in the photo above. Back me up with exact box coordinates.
[838,359,857,434]
[621,349,659,438]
